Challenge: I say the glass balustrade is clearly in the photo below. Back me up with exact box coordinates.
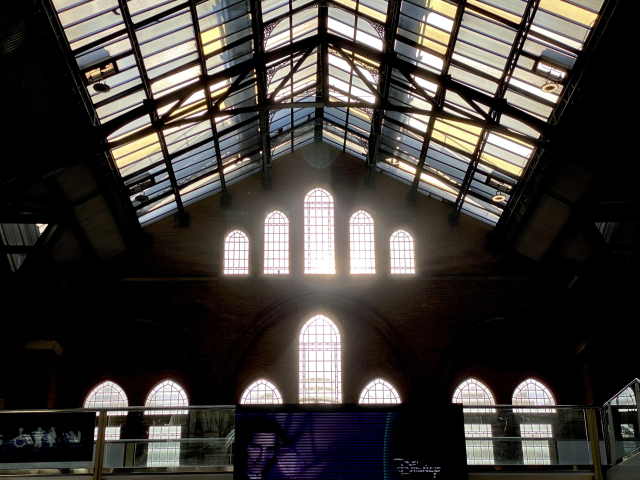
[0,405,606,475]
[604,378,640,465]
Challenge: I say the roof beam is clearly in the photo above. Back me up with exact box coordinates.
[450,0,540,225]
[117,0,184,214]
[250,0,271,171]
[269,47,315,102]
[408,0,467,203]
[189,0,229,203]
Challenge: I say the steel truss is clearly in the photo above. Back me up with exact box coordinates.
[46,0,610,225]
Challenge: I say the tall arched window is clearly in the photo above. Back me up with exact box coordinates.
[299,315,341,403]
[224,230,249,275]
[145,380,190,467]
[390,229,415,274]
[350,211,375,274]
[452,379,496,465]
[304,189,335,274]
[359,379,400,404]
[84,380,129,441]
[512,379,556,465]
[241,379,283,404]
[264,211,289,274]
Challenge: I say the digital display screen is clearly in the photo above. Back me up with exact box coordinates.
[235,405,467,480]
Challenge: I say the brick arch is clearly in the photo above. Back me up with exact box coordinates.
[219,291,422,404]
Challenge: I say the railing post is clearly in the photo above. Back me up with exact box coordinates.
[586,408,603,480]
[94,410,107,480]
[606,403,618,465]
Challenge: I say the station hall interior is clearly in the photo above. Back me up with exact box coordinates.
[0,0,638,479]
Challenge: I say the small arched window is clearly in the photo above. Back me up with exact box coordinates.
[145,380,189,415]
[452,378,496,413]
[264,211,289,274]
[390,229,415,274]
[452,379,496,465]
[84,380,129,441]
[513,379,555,465]
[241,379,283,404]
[512,379,556,413]
[304,188,335,274]
[145,380,189,467]
[224,230,249,275]
[359,379,400,404]
[299,315,341,403]
[84,380,129,415]
[350,211,375,274]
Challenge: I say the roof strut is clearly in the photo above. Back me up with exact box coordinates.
[407,0,467,205]
[190,0,229,206]
[450,0,540,226]
[367,0,401,168]
[117,0,185,215]
[250,0,272,173]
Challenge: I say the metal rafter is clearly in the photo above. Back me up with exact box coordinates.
[189,0,229,202]
[117,0,185,214]
[408,0,467,203]
[269,47,315,102]
[250,0,271,170]
[451,0,540,224]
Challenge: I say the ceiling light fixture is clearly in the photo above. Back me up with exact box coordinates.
[93,82,111,93]
[492,193,507,203]
[135,194,149,203]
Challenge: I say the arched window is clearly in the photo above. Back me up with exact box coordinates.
[224,230,249,275]
[145,380,189,467]
[241,379,283,404]
[390,229,415,274]
[512,379,556,413]
[453,378,496,413]
[264,211,289,274]
[84,380,128,441]
[612,388,637,456]
[452,379,496,465]
[350,211,375,274]
[304,189,335,274]
[299,315,341,403]
[512,379,555,465]
[359,379,400,404]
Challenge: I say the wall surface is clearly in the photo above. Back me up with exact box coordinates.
[2,146,590,409]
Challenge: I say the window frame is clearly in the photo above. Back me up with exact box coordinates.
[263,210,290,275]
[349,210,376,274]
[240,378,284,404]
[223,229,250,275]
[389,228,416,274]
[299,314,342,404]
[303,188,336,275]
[358,378,401,404]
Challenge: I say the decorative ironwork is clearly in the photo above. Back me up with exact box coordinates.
[361,107,374,120]
[263,19,283,42]
[364,18,386,39]
[266,61,290,87]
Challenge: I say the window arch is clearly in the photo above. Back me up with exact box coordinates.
[350,210,375,274]
[145,380,189,468]
[390,229,415,274]
[299,315,341,403]
[304,188,335,274]
[513,379,556,465]
[359,379,400,404]
[512,379,556,413]
[264,211,289,274]
[145,380,189,415]
[224,230,249,275]
[452,378,496,412]
[241,379,283,404]
[84,380,129,415]
[84,380,129,441]
[452,379,496,465]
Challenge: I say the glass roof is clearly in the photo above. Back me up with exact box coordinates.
[49,0,606,226]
